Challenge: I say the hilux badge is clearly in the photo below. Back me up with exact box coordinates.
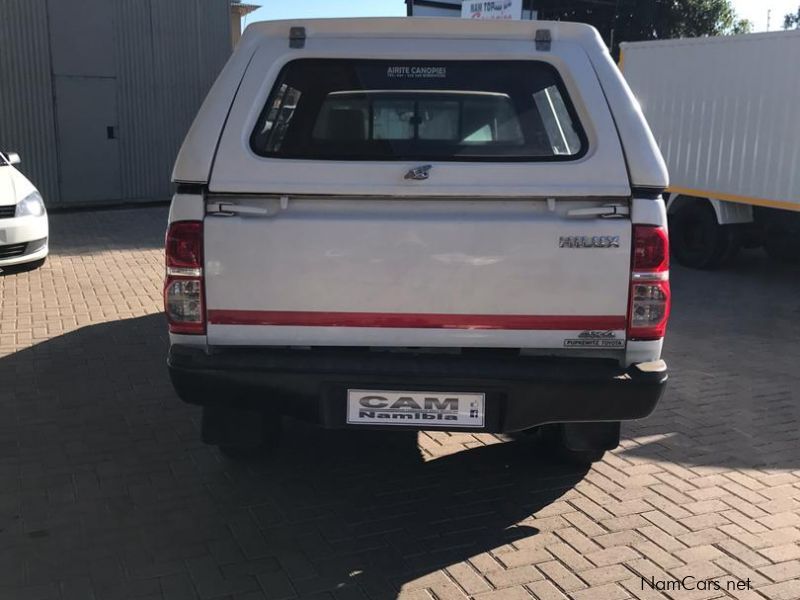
[559,235,620,248]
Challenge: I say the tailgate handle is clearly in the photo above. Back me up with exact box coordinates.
[208,202,280,217]
[566,204,630,218]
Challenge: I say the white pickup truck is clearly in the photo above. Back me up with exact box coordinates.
[165,18,670,462]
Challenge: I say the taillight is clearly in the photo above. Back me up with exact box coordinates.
[164,221,205,334]
[628,225,671,341]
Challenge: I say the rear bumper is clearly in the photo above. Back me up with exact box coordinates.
[168,345,667,433]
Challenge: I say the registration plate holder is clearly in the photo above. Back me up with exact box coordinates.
[346,389,486,428]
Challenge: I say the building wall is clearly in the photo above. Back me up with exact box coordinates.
[0,0,60,203]
[0,0,231,207]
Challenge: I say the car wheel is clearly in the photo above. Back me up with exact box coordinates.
[670,201,738,269]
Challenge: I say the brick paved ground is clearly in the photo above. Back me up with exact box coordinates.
[1,206,799,600]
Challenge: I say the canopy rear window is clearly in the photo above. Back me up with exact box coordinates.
[250,60,587,161]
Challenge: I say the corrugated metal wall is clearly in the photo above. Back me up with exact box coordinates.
[115,0,163,202]
[0,0,60,202]
[0,0,231,207]
[623,32,800,205]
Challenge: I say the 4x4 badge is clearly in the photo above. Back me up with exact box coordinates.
[404,165,432,181]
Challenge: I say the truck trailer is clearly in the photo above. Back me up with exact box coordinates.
[621,31,800,268]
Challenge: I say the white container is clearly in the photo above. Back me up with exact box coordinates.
[621,31,800,267]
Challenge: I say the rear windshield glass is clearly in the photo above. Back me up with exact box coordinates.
[250,60,586,161]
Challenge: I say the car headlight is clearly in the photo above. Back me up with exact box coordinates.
[15,191,46,217]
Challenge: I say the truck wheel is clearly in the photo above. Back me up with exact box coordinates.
[201,406,282,460]
[670,201,738,269]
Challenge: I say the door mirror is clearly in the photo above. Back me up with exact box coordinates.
[4,152,21,165]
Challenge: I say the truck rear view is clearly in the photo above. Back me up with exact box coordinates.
[165,18,669,462]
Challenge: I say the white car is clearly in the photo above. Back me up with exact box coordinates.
[0,152,48,270]
[166,18,671,462]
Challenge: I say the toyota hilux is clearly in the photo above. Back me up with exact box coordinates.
[165,18,670,462]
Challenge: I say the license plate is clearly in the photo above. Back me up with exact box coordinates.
[347,389,485,428]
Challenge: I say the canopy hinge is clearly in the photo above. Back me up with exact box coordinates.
[289,26,306,49]
[535,29,551,51]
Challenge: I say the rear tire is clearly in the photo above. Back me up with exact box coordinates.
[537,423,616,466]
[670,201,738,269]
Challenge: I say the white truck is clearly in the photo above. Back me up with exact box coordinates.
[165,18,670,462]
[621,31,800,268]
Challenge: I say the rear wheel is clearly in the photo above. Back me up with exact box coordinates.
[536,422,619,466]
[201,406,282,460]
[557,444,605,466]
[670,200,738,269]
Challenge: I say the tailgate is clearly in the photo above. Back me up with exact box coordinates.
[204,197,631,352]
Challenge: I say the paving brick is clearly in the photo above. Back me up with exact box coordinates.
[757,542,800,563]
[445,563,491,596]
[485,565,544,589]
[637,525,686,553]
[469,553,506,575]
[641,511,691,537]
[757,580,800,600]
[757,512,800,530]
[561,512,606,538]
[757,559,800,583]
[537,561,586,593]
[711,556,770,588]
[472,586,532,600]
[678,528,730,547]
[577,564,633,586]
[546,542,593,572]
[496,547,552,569]
[631,541,683,571]
[570,583,630,600]
[525,580,570,600]
[586,546,641,568]
[592,531,646,550]
[674,545,725,564]
[554,528,602,555]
